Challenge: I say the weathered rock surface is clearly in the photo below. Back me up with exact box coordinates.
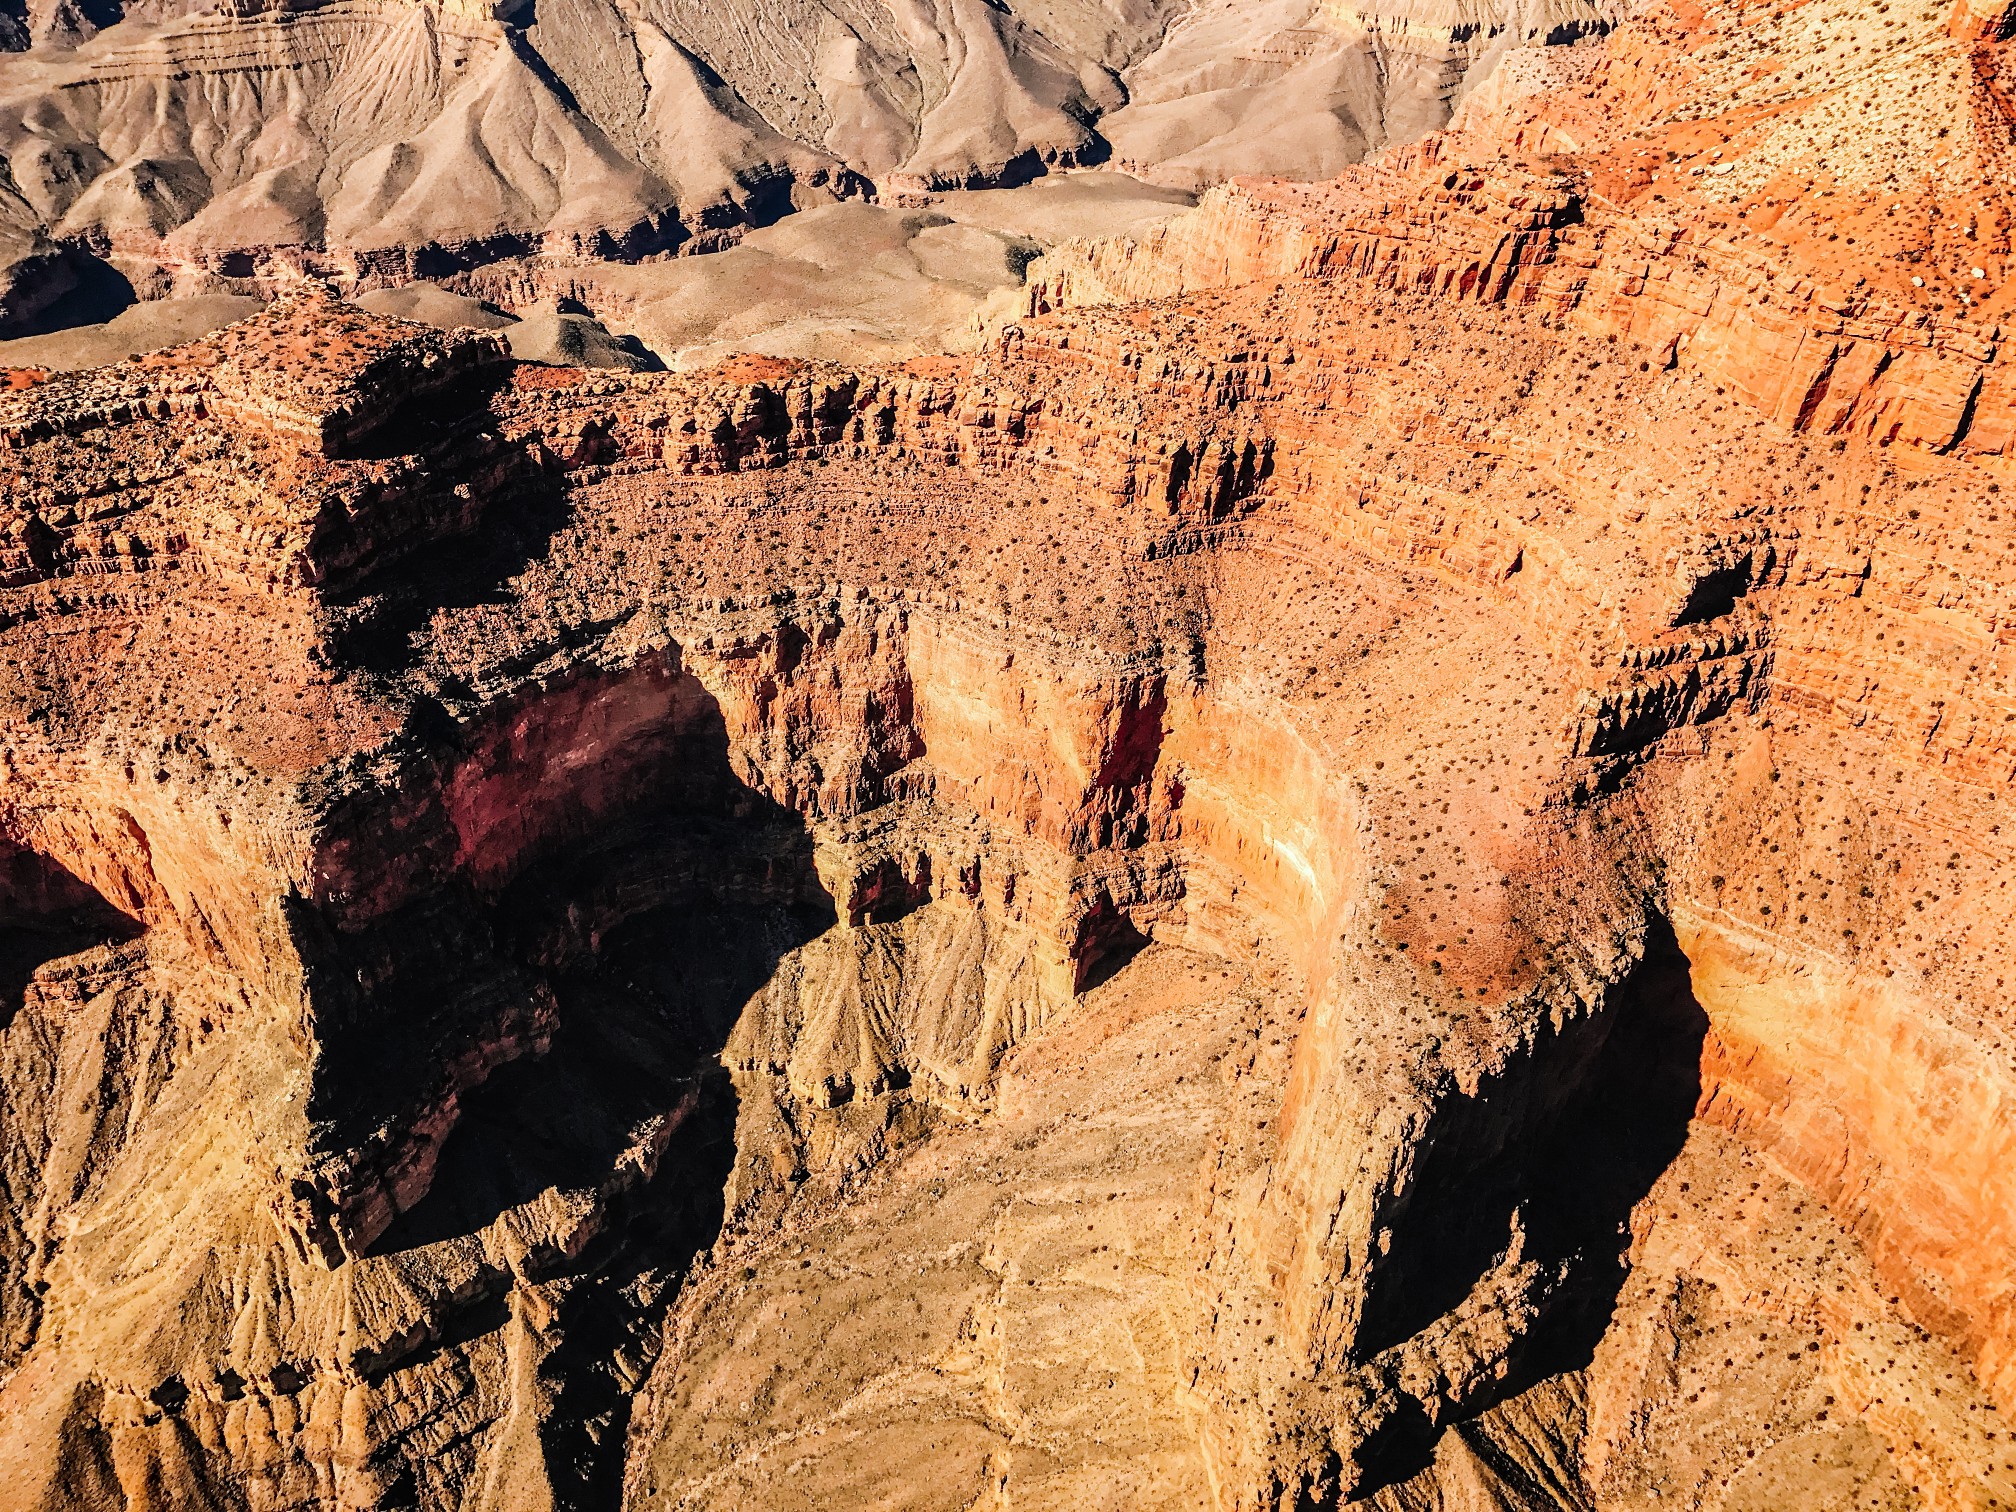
[0,0,1617,327]
[0,0,2014,1507]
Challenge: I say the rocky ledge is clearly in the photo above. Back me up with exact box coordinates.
[0,0,2014,1508]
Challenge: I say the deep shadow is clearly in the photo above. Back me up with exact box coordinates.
[1673,562,1752,625]
[401,807,829,1511]
[1544,17,1612,44]
[320,430,576,676]
[3,252,136,339]
[372,828,828,1255]
[1352,915,1707,1490]
[1075,896,1150,992]
[297,342,577,676]
[609,329,665,372]
[334,364,517,462]
[0,845,144,1030]
[66,0,124,35]
[293,656,838,1509]
[296,673,826,1209]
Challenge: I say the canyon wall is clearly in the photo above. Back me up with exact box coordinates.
[0,0,2013,1506]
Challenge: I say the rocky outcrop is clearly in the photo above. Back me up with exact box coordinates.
[0,0,2014,1506]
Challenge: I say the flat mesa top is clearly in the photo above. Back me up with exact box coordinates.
[0,286,506,456]
[191,287,505,446]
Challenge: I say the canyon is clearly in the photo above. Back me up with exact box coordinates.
[0,0,2014,1507]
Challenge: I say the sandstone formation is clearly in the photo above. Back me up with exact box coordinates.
[1,0,2015,1506]
[0,0,1617,332]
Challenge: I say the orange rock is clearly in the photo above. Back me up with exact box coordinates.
[3,1,2016,1507]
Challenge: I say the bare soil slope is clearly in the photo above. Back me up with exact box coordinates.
[0,0,1618,330]
[0,0,2011,1509]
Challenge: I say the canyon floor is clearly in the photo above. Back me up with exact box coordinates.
[0,0,1619,338]
[0,174,1200,374]
[1,0,2015,1508]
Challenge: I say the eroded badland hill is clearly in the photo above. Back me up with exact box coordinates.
[0,0,1621,338]
[1,0,2015,1508]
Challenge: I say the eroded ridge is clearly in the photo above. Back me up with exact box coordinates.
[1,1,2015,1507]
[0,0,1627,327]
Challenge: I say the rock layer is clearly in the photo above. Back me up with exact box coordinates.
[0,0,2014,1507]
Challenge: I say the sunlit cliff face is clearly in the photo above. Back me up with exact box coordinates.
[1,0,2015,1506]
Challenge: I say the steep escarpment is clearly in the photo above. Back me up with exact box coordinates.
[1001,0,2016,1503]
[0,0,2014,1506]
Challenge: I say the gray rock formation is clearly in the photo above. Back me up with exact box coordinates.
[0,0,1619,327]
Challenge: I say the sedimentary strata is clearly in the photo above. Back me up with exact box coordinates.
[0,0,2013,1507]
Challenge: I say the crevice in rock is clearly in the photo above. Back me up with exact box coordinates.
[1672,563,1753,626]
[334,700,838,1502]
[1073,894,1150,991]
[1355,915,1708,1487]
[0,842,144,1031]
